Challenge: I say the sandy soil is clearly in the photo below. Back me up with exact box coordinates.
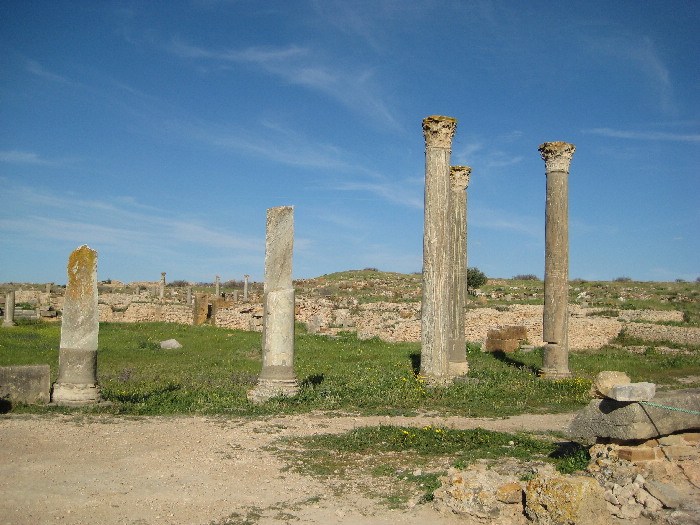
[0,412,578,525]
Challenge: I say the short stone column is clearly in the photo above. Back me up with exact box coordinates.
[192,293,209,325]
[215,275,220,296]
[243,274,250,302]
[448,166,471,376]
[2,291,16,327]
[45,283,53,294]
[51,245,102,406]
[186,286,192,304]
[539,142,575,379]
[159,272,166,300]
[420,115,457,382]
[248,206,298,403]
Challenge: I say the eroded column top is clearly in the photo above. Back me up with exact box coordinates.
[423,115,457,149]
[538,141,576,173]
[450,166,471,191]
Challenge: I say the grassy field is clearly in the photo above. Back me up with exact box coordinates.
[1,320,697,416]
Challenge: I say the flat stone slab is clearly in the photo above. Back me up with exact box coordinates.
[608,382,656,402]
[568,388,700,441]
[160,339,183,349]
[0,364,51,405]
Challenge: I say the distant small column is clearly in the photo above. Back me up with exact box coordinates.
[248,206,298,403]
[243,275,250,302]
[215,275,220,296]
[233,290,239,303]
[159,272,166,300]
[539,142,575,379]
[52,245,102,406]
[45,283,53,294]
[2,291,16,327]
[420,115,457,382]
[448,166,471,376]
[186,286,192,305]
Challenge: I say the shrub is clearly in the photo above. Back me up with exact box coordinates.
[512,274,540,281]
[613,276,632,282]
[467,267,488,290]
[168,280,190,288]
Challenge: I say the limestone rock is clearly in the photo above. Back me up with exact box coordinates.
[160,339,182,349]
[568,388,700,441]
[525,474,607,525]
[608,382,656,402]
[589,371,630,399]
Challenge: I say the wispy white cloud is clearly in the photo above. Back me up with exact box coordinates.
[585,35,676,116]
[333,179,423,209]
[25,59,72,84]
[1,183,263,255]
[165,38,399,129]
[584,128,700,143]
[470,206,541,238]
[454,137,524,170]
[0,150,52,165]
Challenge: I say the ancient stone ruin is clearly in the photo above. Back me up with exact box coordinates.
[539,141,575,379]
[248,206,299,403]
[2,290,15,327]
[448,165,471,376]
[420,115,458,382]
[51,245,103,406]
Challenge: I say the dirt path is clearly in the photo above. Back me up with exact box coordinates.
[0,412,577,525]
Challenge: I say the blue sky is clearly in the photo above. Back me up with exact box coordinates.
[1,1,698,284]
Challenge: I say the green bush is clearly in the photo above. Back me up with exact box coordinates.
[467,267,488,290]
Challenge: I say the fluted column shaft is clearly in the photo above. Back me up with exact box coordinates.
[421,116,457,381]
[539,141,575,379]
[448,166,471,376]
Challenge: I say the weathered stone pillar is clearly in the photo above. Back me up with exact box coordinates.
[45,283,53,294]
[51,245,102,406]
[2,291,16,327]
[192,293,209,325]
[448,166,471,376]
[186,286,192,304]
[420,115,457,382]
[539,142,575,379]
[248,206,298,403]
[243,274,250,302]
[215,275,220,296]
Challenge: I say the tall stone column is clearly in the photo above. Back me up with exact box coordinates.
[2,291,16,327]
[215,275,220,296]
[248,206,298,403]
[52,245,102,406]
[539,142,575,379]
[420,115,457,382]
[243,275,250,302]
[159,272,166,300]
[448,166,471,376]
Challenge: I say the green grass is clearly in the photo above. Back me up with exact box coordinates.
[277,425,590,504]
[0,321,697,416]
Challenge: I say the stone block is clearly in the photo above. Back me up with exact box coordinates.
[661,445,698,461]
[608,382,656,402]
[617,446,664,463]
[160,339,182,349]
[525,474,608,525]
[681,432,700,444]
[644,480,681,509]
[589,371,631,399]
[568,388,700,441]
[0,364,51,405]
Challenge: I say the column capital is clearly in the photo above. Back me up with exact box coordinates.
[538,141,575,173]
[423,115,457,149]
[450,166,471,191]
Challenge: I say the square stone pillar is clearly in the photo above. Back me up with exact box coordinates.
[51,245,103,406]
[248,206,299,403]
